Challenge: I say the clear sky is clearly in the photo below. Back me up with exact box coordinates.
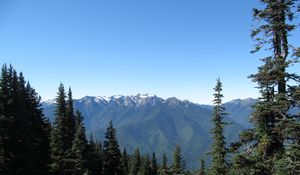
[0,0,299,104]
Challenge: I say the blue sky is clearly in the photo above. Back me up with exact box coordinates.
[0,0,299,104]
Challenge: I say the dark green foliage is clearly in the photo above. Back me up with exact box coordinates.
[130,147,142,175]
[87,135,103,175]
[42,94,245,170]
[71,110,88,175]
[138,155,151,175]
[64,88,77,174]
[209,79,227,175]
[103,120,123,175]
[50,83,68,174]
[66,87,76,150]
[171,144,186,174]
[199,159,206,175]
[159,153,169,175]
[122,148,130,175]
[50,84,77,174]
[0,64,9,174]
[274,144,300,175]
[230,0,300,174]
[150,153,158,175]
[0,64,50,175]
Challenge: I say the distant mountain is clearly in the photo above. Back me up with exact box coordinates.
[200,98,256,128]
[224,98,256,128]
[42,94,250,170]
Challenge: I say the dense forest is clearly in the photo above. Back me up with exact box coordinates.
[1,0,300,174]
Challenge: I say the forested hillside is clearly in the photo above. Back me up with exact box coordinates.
[42,94,245,169]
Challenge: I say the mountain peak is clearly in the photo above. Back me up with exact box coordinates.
[135,93,156,98]
[42,93,248,170]
[76,94,162,107]
[227,98,256,105]
[43,94,258,108]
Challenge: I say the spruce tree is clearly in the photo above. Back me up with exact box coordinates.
[50,83,69,174]
[0,64,50,175]
[199,159,206,175]
[0,64,10,174]
[231,1,300,174]
[103,120,123,175]
[95,140,103,173]
[130,147,142,175]
[159,153,169,175]
[63,88,77,173]
[23,79,51,175]
[150,152,158,175]
[138,155,151,175]
[274,144,300,175]
[71,110,88,175]
[171,144,186,175]
[66,87,76,150]
[209,78,227,175]
[121,148,130,175]
[87,135,103,175]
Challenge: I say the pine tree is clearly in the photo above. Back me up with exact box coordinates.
[171,144,186,174]
[130,147,142,175]
[87,135,103,175]
[209,78,227,175]
[23,79,51,175]
[66,87,76,150]
[71,110,88,175]
[103,120,123,175]
[150,152,158,175]
[50,83,69,174]
[95,140,104,173]
[274,144,300,175]
[199,159,206,175]
[159,153,169,175]
[63,87,77,173]
[231,1,300,174]
[121,148,130,175]
[138,155,151,175]
[0,64,50,175]
[0,64,10,174]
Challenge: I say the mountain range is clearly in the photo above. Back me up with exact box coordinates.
[42,94,256,170]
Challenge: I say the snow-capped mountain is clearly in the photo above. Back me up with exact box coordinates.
[45,93,194,109]
[42,94,252,169]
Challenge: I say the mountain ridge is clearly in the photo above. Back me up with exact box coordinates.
[42,94,255,107]
[42,94,255,169]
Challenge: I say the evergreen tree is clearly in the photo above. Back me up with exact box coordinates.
[103,120,123,175]
[0,64,9,174]
[71,110,88,175]
[95,140,104,173]
[274,144,300,175]
[171,144,186,175]
[87,135,103,175]
[23,80,51,175]
[209,78,227,175]
[66,87,76,149]
[159,153,169,175]
[63,87,77,173]
[231,1,300,174]
[121,148,130,175]
[0,64,50,175]
[50,83,69,174]
[150,152,158,175]
[199,159,206,175]
[138,155,151,175]
[130,147,142,175]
